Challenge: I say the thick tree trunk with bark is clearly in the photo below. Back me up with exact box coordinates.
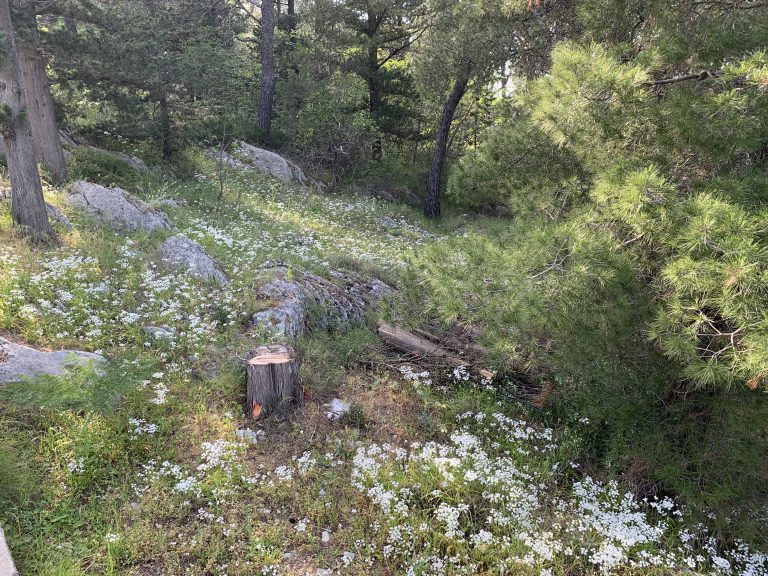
[246,344,300,417]
[424,62,472,219]
[15,1,68,182]
[257,0,276,141]
[0,0,54,242]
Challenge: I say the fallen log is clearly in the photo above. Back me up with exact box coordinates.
[246,344,300,417]
[376,321,495,381]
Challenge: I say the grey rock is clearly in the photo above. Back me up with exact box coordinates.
[111,151,149,173]
[325,398,351,420]
[0,336,106,385]
[0,526,18,576]
[235,140,308,185]
[142,325,175,340]
[82,144,149,173]
[157,234,228,285]
[0,187,9,201]
[58,129,78,148]
[67,181,174,232]
[205,148,251,171]
[46,203,72,230]
[321,530,331,543]
[374,189,396,203]
[235,429,263,444]
[250,263,391,338]
[316,570,333,576]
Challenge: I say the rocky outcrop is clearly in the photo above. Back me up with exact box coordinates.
[0,336,106,385]
[67,181,175,232]
[157,234,228,285]
[250,262,391,338]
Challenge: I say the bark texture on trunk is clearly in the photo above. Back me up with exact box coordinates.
[0,0,54,242]
[257,0,276,140]
[424,62,472,219]
[16,2,68,182]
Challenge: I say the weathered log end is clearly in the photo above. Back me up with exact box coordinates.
[245,344,300,417]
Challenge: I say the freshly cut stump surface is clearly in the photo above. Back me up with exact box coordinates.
[246,344,299,417]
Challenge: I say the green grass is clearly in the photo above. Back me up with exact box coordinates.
[0,150,765,575]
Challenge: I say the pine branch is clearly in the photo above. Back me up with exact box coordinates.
[643,70,721,86]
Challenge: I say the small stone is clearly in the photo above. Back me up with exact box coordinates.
[316,569,333,576]
[235,429,262,445]
[325,398,351,420]
[321,530,331,544]
[283,551,295,560]
[142,326,175,340]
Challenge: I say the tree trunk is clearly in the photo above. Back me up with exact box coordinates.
[257,0,276,141]
[286,0,295,32]
[424,62,471,219]
[15,1,68,182]
[366,9,382,159]
[0,0,54,242]
[246,344,300,417]
[145,0,172,159]
[158,91,172,159]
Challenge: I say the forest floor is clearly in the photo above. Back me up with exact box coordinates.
[1,155,766,576]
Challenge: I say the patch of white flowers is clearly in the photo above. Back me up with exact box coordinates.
[350,411,768,576]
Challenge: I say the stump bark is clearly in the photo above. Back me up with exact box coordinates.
[246,344,300,417]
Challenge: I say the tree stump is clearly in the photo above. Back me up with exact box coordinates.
[246,344,300,418]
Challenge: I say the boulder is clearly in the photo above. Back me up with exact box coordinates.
[235,141,309,185]
[67,181,175,232]
[46,203,72,230]
[0,336,106,385]
[250,262,391,338]
[157,234,228,285]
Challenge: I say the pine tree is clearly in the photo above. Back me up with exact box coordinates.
[0,0,54,243]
